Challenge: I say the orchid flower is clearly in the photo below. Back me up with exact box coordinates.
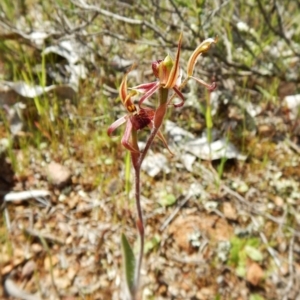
[107,71,173,155]
[132,34,217,108]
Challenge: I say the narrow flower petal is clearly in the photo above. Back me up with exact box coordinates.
[121,121,140,153]
[119,67,137,113]
[187,37,217,77]
[119,74,128,103]
[138,82,160,107]
[131,82,158,93]
[164,33,182,89]
[190,76,217,92]
[147,122,174,156]
[107,116,127,136]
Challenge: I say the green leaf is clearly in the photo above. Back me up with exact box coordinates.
[121,233,136,294]
[236,260,246,277]
[214,294,221,300]
[144,235,161,254]
[244,245,263,261]
[249,294,265,300]
[228,237,245,265]
[246,237,260,248]
[158,192,176,207]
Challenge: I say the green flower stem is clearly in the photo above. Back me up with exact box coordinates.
[206,103,213,144]
[139,87,169,165]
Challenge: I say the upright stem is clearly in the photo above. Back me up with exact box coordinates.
[132,87,169,298]
[132,163,144,296]
[138,127,159,166]
[139,87,169,165]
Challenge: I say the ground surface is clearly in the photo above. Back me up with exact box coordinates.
[0,1,300,299]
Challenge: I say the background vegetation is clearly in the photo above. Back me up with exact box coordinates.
[0,0,299,299]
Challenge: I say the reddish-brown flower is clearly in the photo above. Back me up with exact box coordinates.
[131,34,217,108]
[107,72,173,154]
[132,34,184,108]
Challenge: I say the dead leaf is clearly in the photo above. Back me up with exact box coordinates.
[246,262,264,286]
[196,286,216,299]
[223,202,238,220]
[44,255,59,269]
[21,260,37,279]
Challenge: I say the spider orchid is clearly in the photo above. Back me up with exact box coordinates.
[131,34,217,108]
[107,72,173,155]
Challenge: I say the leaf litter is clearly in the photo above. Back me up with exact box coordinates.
[0,3,300,300]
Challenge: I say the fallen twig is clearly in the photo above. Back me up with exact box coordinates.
[4,190,50,202]
[4,277,41,300]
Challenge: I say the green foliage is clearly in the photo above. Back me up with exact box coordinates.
[0,0,299,299]
[228,237,263,278]
[144,234,161,254]
[158,191,177,207]
[121,233,136,295]
[244,245,263,262]
[250,294,265,300]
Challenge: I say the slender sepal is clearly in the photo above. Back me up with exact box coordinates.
[190,76,217,92]
[107,116,127,136]
[138,82,160,107]
[121,121,140,153]
[131,82,158,93]
[164,33,182,89]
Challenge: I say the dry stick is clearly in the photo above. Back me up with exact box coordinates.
[38,235,61,300]
[4,278,41,300]
[282,236,295,300]
[71,0,171,45]
[250,215,282,270]
[160,193,192,231]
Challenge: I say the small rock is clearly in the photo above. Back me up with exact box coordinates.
[47,161,71,187]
